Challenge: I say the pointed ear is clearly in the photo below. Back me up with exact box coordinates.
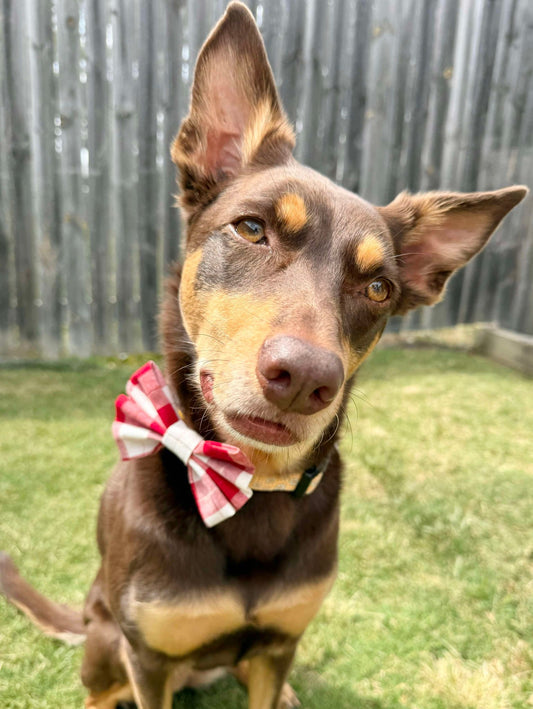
[378,186,528,314]
[171,2,295,214]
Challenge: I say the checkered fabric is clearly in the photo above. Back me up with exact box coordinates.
[112,361,254,528]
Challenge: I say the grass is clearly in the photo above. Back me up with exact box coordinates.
[0,348,532,709]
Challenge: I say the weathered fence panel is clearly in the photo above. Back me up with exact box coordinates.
[0,0,531,357]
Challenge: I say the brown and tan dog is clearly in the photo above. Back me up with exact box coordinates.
[0,4,527,708]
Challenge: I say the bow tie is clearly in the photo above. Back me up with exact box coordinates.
[112,361,254,527]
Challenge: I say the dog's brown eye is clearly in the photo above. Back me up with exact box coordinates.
[365,279,391,303]
[234,218,266,244]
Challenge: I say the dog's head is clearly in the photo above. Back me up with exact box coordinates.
[166,2,527,472]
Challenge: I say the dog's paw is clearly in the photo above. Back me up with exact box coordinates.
[279,682,301,708]
[84,683,133,709]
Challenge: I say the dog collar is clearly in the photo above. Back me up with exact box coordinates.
[251,453,329,497]
[112,361,328,527]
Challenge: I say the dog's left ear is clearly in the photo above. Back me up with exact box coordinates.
[172,1,295,214]
[378,186,528,314]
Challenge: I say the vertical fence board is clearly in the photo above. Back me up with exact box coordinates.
[277,0,305,125]
[163,0,185,269]
[404,0,438,192]
[28,0,64,357]
[137,0,159,350]
[385,0,414,202]
[457,0,508,325]
[364,0,408,205]
[399,0,439,333]
[420,0,459,192]
[344,0,372,195]
[473,0,522,325]
[0,181,8,348]
[506,4,533,334]
[57,0,92,356]
[112,0,139,352]
[478,0,519,187]
[0,141,8,347]
[0,6,12,348]
[259,0,284,83]
[440,0,476,189]
[4,0,38,348]
[511,196,533,333]
[321,0,347,180]
[297,0,327,169]
[186,0,213,65]
[461,0,503,192]
[87,0,112,352]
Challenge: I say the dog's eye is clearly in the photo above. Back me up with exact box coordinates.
[365,279,391,303]
[233,218,266,244]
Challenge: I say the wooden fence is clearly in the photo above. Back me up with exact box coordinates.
[0,0,532,357]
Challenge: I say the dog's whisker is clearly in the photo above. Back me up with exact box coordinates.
[195,331,227,346]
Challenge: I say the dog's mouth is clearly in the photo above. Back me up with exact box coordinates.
[223,414,297,446]
[200,370,215,404]
[199,369,299,447]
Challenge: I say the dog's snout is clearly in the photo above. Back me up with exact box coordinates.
[256,335,344,415]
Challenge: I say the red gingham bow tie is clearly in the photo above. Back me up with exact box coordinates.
[112,361,254,527]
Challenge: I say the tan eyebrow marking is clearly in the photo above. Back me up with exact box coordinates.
[355,235,385,272]
[275,192,308,233]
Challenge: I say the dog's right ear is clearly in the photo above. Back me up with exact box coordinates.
[378,186,528,314]
[171,2,295,215]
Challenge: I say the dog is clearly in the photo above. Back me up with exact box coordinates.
[0,3,527,708]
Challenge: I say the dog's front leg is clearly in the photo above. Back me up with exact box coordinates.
[246,646,299,709]
[121,640,172,709]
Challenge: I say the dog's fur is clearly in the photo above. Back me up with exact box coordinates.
[0,4,527,709]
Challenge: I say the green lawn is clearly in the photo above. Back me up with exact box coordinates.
[0,349,532,709]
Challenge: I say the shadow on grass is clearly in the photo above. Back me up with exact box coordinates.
[116,670,393,709]
[120,671,393,709]
[290,667,393,709]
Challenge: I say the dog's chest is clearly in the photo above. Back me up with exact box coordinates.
[130,573,335,658]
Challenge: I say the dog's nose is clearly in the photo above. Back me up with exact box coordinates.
[256,335,344,415]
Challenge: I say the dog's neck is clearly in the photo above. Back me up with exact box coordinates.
[160,265,341,480]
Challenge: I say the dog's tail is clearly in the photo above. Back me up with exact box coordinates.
[0,552,86,645]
